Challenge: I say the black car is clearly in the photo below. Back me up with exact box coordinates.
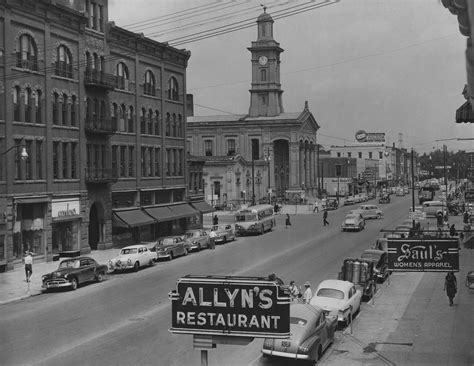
[379,194,390,204]
[42,256,108,291]
[360,249,389,282]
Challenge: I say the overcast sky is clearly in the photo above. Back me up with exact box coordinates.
[108,0,473,153]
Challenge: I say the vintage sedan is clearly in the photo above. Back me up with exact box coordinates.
[379,194,390,204]
[210,224,236,244]
[310,279,362,325]
[343,196,355,205]
[262,303,336,362]
[108,244,156,272]
[42,256,108,291]
[152,235,189,260]
[361,249,389,282]
[341,213,365,232]
[357,204,383,219]
[184,229,210,252]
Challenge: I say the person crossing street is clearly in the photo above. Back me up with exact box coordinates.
[323,209,329,226]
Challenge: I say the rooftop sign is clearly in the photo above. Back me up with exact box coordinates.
[387,238,459,272]
[355,130,386,143]
[169,275,291,338]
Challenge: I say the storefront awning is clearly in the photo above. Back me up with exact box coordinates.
[144,206,180,222]
[15,196,49,204]
[167,203,199,219]
[112,209,156,228]
[190,201,215,214]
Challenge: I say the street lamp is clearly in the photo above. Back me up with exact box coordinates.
[384,150,390,186]
[1,145,28,159]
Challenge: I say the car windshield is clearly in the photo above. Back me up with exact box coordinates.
[159,238,175,245]
[59,260,80,269]
[186,231,199,238]
[317,288,344,299]
[290,317,307,326]
[345,215,358,221]
[121,248,138,255]
[235,214,257,222]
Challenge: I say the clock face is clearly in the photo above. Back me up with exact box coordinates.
[258,56,268,66]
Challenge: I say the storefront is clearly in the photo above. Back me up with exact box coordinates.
[51,198,82,255]
[112,208,156,246]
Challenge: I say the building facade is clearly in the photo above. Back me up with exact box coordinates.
[0,0,203,271]
[187,10,320,206]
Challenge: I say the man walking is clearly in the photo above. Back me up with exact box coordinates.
[24,251,33,283]
[303,282,312,304]
[208,229,217,250]
[323,209,329,226]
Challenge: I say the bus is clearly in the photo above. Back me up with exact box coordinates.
[234,204,276,235]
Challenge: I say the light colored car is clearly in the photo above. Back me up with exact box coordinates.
[108,244,157,272]
[152,235,189,260]
[210,224,236,244]
[357,193,368,202]
[341,213,365,232]
[357,204,383,219]
[261,303,336,362]
[396,188,405,196]
[421,200,445,218]
[343,196,355,205]
[184,229,210,251]
[310,279,362,325]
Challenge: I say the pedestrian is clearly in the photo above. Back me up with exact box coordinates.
[444,271,457,306]
[288,280,301,302]
[449,224,456,237]
[313,200,319,213]
[24,251,33,283]
[285,213,291,228]
[443,210,449,227]
[436,211,444,228]
[323,209,329,226]
[274,202,279,214]
[463,210,469,224]
[212,214,219,226]
[208,229,217,250]
[303,281,312,304]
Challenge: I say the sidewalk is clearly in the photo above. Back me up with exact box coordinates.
[0,249,117,305]
[321,214,474,366]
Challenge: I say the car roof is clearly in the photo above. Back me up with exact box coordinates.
[317,279,352,291]
[60,256,93,262]
[291,303,323,319]
[121,244,146,249]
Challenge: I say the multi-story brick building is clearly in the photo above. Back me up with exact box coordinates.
[0,0,207,271]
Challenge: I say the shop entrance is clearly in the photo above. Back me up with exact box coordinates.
[89,202,103,250]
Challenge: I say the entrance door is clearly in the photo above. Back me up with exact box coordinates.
[89,203,100,250]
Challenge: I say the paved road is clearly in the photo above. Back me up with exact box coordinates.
[1,197,412,365]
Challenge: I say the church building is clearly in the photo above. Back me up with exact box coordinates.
[187,9,320,206]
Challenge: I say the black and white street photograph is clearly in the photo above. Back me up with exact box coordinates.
[1,0,474,365]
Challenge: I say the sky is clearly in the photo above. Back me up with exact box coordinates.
[108,0,474,154]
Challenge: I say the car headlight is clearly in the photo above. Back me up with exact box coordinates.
[127,258,132,265]
[298,345,309,353]
[263,338,273,349]
[42,275,46,281]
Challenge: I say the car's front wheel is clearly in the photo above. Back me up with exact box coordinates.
[70,278,78,290]
[134,261,140,272]
[148,259,154,267]
[95,271,104,282]
[377,213,382,219]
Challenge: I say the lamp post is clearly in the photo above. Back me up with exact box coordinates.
[1,145,28,159]
[264,148,271,203]
[384,150,389,187]
[251,159,256,206]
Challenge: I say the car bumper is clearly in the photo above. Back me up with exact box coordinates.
[261,349,308,360]
[42,281,72,289]
[342,225,360,231]
[157,253,171,259]
[110,263,134,271]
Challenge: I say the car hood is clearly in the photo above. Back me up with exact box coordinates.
[43,268,77,278]
[156,244,175,250]
[344,219,358,224]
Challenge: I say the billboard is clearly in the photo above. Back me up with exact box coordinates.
[355,130,386,143]
[387,238,459,272]
[169,275,291,338]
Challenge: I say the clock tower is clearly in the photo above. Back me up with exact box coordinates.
[248,9,284,117]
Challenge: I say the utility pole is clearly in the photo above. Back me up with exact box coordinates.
[411,149,415,229]
[252,159,255,206]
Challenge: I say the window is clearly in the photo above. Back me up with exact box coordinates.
[227,139,236,156]
[336,164,342,177]
[379,151,383,159]
[13,86,20,121]
[358,152,362,158]
[261,69,266,81]
[36,141,43,180]
[120,146,126,177]
[141,147,147,177]
[17,34,38,71]
[71,143,77,179]
[155,110,160,136]
[25,88,32,122]
[168,77,179,101]
[165,113,170,136]
[140,108,146,134]
[144,70,155,96]
[154,148,160,176]
[62,143,68,178]
[172,114,177,136]
[71,96,77,126]
[116,62,129,90]
[112,146,118,177]
[56,45,73,78]
[166,149,170,176]
[52,93,59,125]
[98,5,104,32]
[251,139,259,160]
[89,1,95,28]
[369,152,373,159]
[177,114,182,137]
[35,90,42,123]
[178,150,183,176]
[204,140,213,156]
[53,142,59,179]
[25,140,32,180]
[62,93,68,125]
[171,149,176,176]
[128,146,134,177]
[128,106,134,133]
[148,109,153,134]
[337,152,341,158]
[148,147,153,176]
[348,152,352,158]
[14,139,22,180]
[119,104,126,132]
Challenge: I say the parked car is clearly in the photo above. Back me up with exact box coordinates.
[109,244,157,272]
[341,213,365,232]
[42,257,108,291]
[310,279,362,325]
[396,188,405,196]
[343,196,355,205]
[357,204,383,219]
[184,229,210,252]
[151,235,189,260]
[421,200,445,218]
[261,303,336,362]
[360,249,389,282]
[403,187,410,194]
[379,194,390,204]
[358,193,369,202]
[210,224,236,244]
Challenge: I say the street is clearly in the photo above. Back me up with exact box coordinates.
[1,196,421,365]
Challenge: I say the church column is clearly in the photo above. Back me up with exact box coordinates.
[308,145,313,188]
[305,143,310,189]
[289,142,300,189]
[312,146,317,188]
[299,143,304,187]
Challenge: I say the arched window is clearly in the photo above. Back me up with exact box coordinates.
[93,53,100,70]
[93,98,99,119]
[116,62,129,90]
[167,77,179,101]
[56,45,73,78]
[111,103,118,121]
[13,86,21,121]
[144,70,155,96]
[100,100,106,120]
[52,92,59,124]
[62,93,68,125]
[128,106,134,133]
[71,95,77,126]
[85,97,92,120]
[17,34,38,71]
[165,113,170,136]
[85,51,92,70]
[35,89,42,123]
[148,109,153,134]
[155,110,160,136]
[140,108,146,134]
[119,104,126,131]
[25,88,32,122]
[177,114,182,137]
[172,113,177,136]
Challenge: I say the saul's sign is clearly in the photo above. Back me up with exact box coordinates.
[388,238,459,272]
[169,275,291,338]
